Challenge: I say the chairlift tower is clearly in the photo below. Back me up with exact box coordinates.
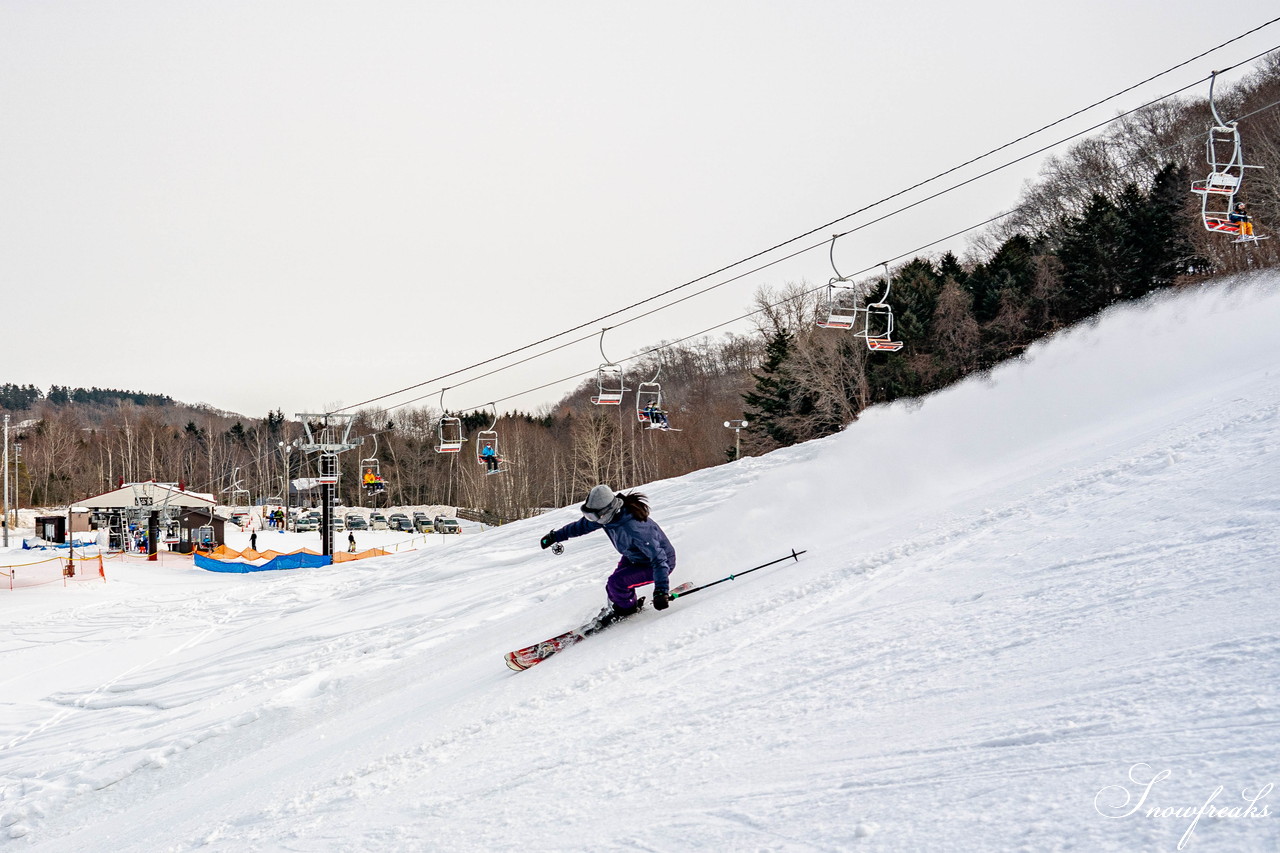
[296,413,361,558]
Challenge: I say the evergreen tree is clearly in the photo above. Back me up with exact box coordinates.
[1133,163,1201,292]
[966,235,1036,324]
[742,328,801,447]
[1056,193,1131,322]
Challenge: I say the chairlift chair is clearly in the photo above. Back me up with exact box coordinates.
[1190,72,1267,242]
[591,363,628,405]
[1191,124,1252,236]
[435,389,468,453]
[590,329,630,405]
[816,279,860,330]
[360,458,386,493]
[635,370,671,429]
[476,403,506,474]
[436,416,466,453]
[857,264,904,352]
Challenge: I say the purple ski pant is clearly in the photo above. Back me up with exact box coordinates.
[606,557,674,608]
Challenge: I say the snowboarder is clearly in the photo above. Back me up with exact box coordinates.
[539,485,676,621]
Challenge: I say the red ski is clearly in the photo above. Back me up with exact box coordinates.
[505,583,692,671]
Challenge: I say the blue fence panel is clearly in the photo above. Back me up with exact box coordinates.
[195,552,332,573]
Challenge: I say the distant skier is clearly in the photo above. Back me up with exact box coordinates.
[249,531,257,552]
[348,532,357,553]
[539,485,676,622]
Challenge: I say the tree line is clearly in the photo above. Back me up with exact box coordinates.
[0,384,173,411]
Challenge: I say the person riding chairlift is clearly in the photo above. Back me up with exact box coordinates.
[1229,201,1255,238]
[480,443,501,473]
[642,402,669,429]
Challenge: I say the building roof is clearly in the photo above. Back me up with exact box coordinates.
[178,507,232,524]
[74,482,216,510]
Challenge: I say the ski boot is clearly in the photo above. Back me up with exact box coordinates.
[591,596,646,632]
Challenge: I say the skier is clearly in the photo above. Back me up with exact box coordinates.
[539,485,676,622]
[249,531,257,552]
[348,532,356,553]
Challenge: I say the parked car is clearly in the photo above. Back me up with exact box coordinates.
[332,515,345,531]
[295,516,318,532]
[370,513,389,530]
[391,517,415,532]
[434,517,461,534]
[415,518,434,533]
[346,515,368,531]
[230,511,252,530]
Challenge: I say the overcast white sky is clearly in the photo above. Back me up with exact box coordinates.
[2,2,1277,420]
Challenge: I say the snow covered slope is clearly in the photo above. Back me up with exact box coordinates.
[3,274,1279,852]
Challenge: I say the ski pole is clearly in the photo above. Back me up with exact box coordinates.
[668,549,806,600]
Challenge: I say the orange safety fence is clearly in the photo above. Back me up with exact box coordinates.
[205,546,323,561]
[206,546,390,563]
[333,548,392,562]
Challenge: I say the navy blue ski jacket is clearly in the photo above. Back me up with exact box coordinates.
[550,508,676,592]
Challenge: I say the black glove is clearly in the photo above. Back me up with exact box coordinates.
[540,530,557,550]
[653,589,670,611]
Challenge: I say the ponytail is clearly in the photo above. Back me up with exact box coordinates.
[619,492,650,522]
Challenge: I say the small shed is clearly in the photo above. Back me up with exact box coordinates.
[34,515,67,544]
[176,508,229,554]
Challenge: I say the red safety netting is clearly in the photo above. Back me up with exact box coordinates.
[1,553,108,590]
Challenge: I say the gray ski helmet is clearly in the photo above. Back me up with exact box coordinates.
[581,484,622,524]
